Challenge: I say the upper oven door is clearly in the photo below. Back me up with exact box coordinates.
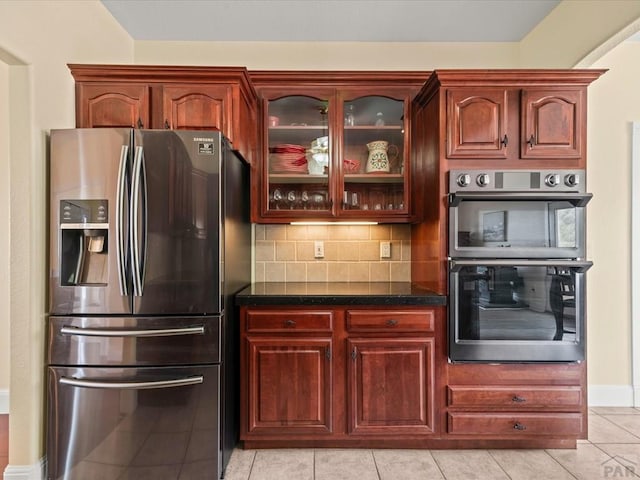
[449,192,591,259]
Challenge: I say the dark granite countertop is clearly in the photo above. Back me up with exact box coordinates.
[235,282,447,306]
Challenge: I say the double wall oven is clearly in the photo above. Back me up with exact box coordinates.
[448,169,592,362]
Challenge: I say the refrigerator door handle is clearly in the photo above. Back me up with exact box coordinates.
[130,145,146,296]
[116,145,129,296]
[60,325,205,337]
[59,375,204,390]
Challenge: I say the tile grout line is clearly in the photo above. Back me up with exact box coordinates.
[429,450,448,480]
[485,450,513,480]
[596,415,640,442]
[245,450,257,480]
[541,449,580,480]
[370,450,382,480]
[589,443,640,479]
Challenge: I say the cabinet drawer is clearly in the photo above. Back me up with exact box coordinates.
[245,310,333,332]
[447,386,582,409]
[346,310,434,332]
[448,412,583,436]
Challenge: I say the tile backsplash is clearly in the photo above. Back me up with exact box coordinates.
[253,224,411,283]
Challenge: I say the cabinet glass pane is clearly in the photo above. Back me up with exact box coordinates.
[342,96,406,213]
[267,96,330,212]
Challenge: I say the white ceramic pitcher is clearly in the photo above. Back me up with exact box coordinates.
[365,140,398,173]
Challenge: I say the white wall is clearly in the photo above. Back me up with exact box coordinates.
[0,58,9,414]
[519,0,640,67]
[0,0,133,471]
[584,41,640,402]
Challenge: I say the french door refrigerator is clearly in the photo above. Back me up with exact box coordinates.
[46,128,250,480]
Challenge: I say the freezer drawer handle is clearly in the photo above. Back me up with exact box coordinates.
[59,375,204,390]
[60,325,205,337]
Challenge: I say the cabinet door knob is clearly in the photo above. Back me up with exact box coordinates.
[500,134,508,147]
[136,118,143,129]
[164,120,170,129]
[512,395,526,403]
[528,134,536,148]
[386,319,399,327]
[284,319,296,327]
[513,422,527,431]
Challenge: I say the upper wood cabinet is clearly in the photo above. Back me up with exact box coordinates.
[161,84,231,132]
[68,64,259,166]
[435,71,603,166]
[520,88,583,159]
[249,71,427,223]
[446,88,508,159]
[76,83,150,128]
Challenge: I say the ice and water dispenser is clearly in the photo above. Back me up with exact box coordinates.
[59,199,109,286]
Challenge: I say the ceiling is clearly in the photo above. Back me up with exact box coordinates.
[100,0,562,43]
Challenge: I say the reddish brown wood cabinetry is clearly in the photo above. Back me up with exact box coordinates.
[520,88,583,159]
[240,305,442,447]
[445,363,587,442]
[249,71,426,224]
[348,338,434,435]
[445,85,584,162]
[161,84,231,132]
[446,88,508,159]
[246,337,333,435]
[69,64,259,166]
[76,83,150,128]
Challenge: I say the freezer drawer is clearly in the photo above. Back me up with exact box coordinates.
[47,365,220,480]
[48,316,221,366]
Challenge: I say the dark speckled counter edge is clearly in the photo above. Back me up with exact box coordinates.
[235,282,447,307]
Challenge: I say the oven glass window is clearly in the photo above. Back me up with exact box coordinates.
[456,265,577,342]
[455,200,579,250]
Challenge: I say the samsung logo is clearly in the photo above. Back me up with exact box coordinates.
[193,137,214,142]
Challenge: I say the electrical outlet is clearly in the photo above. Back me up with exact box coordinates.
[380,241,391,259]
[314,241,324,258]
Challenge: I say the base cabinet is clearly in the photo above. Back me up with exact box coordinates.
[240,305,440,446]
[240,305,585,448]
[246,337,333,435]
[348,338,435,435]
[445,363,586,442]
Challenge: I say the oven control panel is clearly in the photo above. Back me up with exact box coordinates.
[449,169,586,193]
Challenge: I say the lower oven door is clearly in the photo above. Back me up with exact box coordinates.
[449,259,592,363]
[46,365,220,480]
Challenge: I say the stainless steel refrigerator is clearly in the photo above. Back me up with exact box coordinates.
[46,128,250,480]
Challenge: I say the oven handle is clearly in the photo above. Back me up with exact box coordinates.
[449,259,593,273]
[60,325,205,337]
[448,192,592,207]
[59,375,204,390]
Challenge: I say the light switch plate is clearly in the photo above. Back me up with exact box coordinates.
[314,241,324,258]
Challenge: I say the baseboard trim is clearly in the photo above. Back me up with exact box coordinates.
[588,384,635,407]
[3,457,44,480]
[0,390,7,414]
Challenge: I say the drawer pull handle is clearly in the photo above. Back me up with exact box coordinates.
[513,422,527,431]
[284,319,296,327]
[512,395,526,403]
[386,319,399,327]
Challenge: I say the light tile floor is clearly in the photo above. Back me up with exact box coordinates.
[224,408,640,480]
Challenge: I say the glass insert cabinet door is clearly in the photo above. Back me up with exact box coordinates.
[265,94,332,216]
[341,95,407,216]
[262,93,409,220]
